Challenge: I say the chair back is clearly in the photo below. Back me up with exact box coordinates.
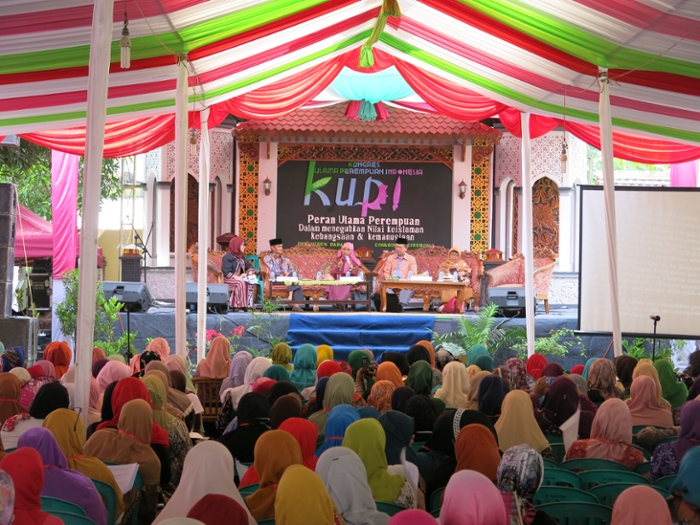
[375,502,405,516]
[45,510,96,525]
[193,377,224,423]
[543,458,559,470]
[535,502,612,525]
[632,444,652,460]
[578,470,648,490]
[634,461,652,475]
[91,478,117,525]
[654,475,677,490]
[41,496,87,517]
[533,486,599,506]
[560,458,632,472]
[239,483,260,497]
[257,520,276,525]
[550,443,566,463]
[429,487,445,513]
[590,482,667,507]
[541,469,583,489]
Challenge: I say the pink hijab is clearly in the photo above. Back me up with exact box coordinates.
[611,485,672,525]
[336,243,362,272]
[626,376,674,428]
[96,361,131,393]
[441,470,507,525]
[388,510,439,525]
[196,336,232,379]
[585,399,635,462]
[145,338,171,362]
[229,237,246,258]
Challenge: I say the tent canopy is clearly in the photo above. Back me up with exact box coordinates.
[1,0,699,161]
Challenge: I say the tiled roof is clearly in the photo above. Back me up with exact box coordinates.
[234,103,500,145]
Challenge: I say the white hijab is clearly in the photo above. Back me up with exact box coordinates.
[152,441,256,525]
[316,448,391,525]
[434,361,470,408]
[221,357,272,408]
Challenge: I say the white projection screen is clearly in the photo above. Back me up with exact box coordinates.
[579,186,700,338]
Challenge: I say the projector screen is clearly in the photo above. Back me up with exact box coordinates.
[579,186,700,338]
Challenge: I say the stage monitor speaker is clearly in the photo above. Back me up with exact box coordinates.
[185,282,229,313]
[102,281,152,312]
[488,287,534,317]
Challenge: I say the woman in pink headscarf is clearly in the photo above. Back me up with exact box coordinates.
[195,336,232,379]
[96,361,131,394]
[222,236,256,311]
[440,470,507,525]
[145,338,171,361]
[324,243,364,305]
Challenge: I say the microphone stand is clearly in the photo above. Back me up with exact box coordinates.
[134,221,154,284]
[652,316,659,361]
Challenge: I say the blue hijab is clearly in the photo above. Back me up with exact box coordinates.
[379,410,420,466]
[582,358,598,380]
[357,406,381,420]
[315,404,359,457]
[670,446,700,507]
[290,344,317,392]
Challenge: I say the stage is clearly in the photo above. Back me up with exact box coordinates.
[115,303,616,368]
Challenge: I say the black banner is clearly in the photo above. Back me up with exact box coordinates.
[276,160,452,259]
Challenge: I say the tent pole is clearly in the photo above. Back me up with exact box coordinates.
[174,58,189,357]
[74,0,115,425]
[197,108,211,364]
[521,112,536,357]
[598,68,623,358]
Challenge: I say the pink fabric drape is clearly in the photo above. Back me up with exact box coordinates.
[670,160,698,187]
[51,150,78,278]
[499,107,559,139]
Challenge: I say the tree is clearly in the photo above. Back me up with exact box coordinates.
[0,139,123,219]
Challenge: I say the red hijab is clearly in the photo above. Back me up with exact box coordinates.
[526,354,548,380]
[571,364,585,376]
[96,377,169,447]
[188,494,249,525]
[317,360,342,379]
[229,236,246,258]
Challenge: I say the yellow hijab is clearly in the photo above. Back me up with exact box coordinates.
[275,465,339,525]
[43,408,125,517]
[316,345,334,367]
[495,390,550,453]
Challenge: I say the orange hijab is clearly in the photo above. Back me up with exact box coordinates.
[375,362,404,388]
[44,342,72,379]
[455,423,501,482]
[416,340,435,367]
[196,336,232,379]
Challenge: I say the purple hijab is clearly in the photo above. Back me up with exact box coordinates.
[17,427,108,525]
[219,351,252,395]
[673,400,700,461]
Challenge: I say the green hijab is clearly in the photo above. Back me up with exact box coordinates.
[272,343,294,371]
[467,344,489,366]
[582,357,598,380]
[474,354,494,372]
[654,359,688,410]
[290,344,317,392]
[348,350,375,393]
[406,361,433,396]
[342,418,406,502]
[263,364,291,382]
[323,372,354,410]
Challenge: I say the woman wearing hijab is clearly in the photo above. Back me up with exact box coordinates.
[478,375,508,423]
[219,392,270,465]
[668,447,700,525]
[316,344,334,367]
[279,417,318,471]
[343,419,415,509]
[0,373,27,426]
[92,358,109,380]
[497,445,545,525]
[460,371,490,410]
[505,357,530,392]
[220,351,253,398]
[9,367,36,412]
[145,337,171,361]
[220,355,272,432]
[0,448,64,525]
[525,354,547,381]
[96,360,131,393]
[145,361,194,421]
[626,375,674,428]
[43,342,72,380]
[276,465,346,525]
[272,343,294,371]
[632,361,672,409]
[309,372,356,436]
[434,350,456,372]
[654,359,688,410]
[614,355,638,399]
[154,441,256,525]
[414,341,435,368]
[1,346,24,372]
[405,361,433,397]
[533,376,594,439]
[495,390,552,458]
[18,427,107,525]
[474,354,495,373]
[381,353,410,377]
[165,354,196,393]
[222,236,256,310]
[1,381,69,449]
[587,358,622,403]
[245,429,304,520]
[541,363,563,378]
[92,346,106,365]
[43,408,124,518]
[651,399,700,482]
[188,494,250,525]
[315,405,360,457]
[405,396,437,443]
[406,345,431,367]
[569,374,589,397]
[565,399,645,469]
[380,410,442,481]
[376,362,404,388]
[434,361,470,408]
[610,485,672,525]
[391,386,414,413]
[441,470,507,525]
[266,363,293,382]
[196,335,232,379]
[270,393,303,429]
[324,242,364,304]
[467,344,489,367]
[368,380,397,414]
[290,344,318,393]
[317,447,391,525]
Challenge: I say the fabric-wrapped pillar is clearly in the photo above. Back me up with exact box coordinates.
[598,68,623,357]
[197,109,211,364]
[520,113,536,356]
[174,58,189,357]
[74,0,115,425]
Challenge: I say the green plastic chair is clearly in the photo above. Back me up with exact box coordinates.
[411,441,426,452]
[41,496,87,517]
[257,520,275,525]
[560,458,632,472]
[430,508,440,518]
[590,482,667,507]
[536,502,612,525]
[654,475,677,490]
[131,470,143,525]
[4,448,15,453]
[45,511,96,525]
[546,434,564,445]
[239,483,260,497]
[533,486,599,506]
[543,458,559,470]
[246,254,265,303]
[91,479,116,525]
[550,443,566,463]
[542,469,583,489]
[429,487,445,512]
[375,502,405,516]
[578,470,649,490]
[632,444,652,460]
[659,436,678,446]
[634,461,652,475]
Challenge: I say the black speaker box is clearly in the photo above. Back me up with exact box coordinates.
[102,281,152,312]
[185,282,229,313]
[488,287,534,317]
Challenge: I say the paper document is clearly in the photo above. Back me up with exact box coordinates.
[559,409,580,453]
[107,463,139,494]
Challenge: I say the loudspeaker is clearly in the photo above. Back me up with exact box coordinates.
[488,287,534,317]
[0,317,38,365]
[102,281,152,312]
[185,282,229,313]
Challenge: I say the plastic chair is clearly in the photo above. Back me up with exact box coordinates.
[239,483,260,497]
[91,479,116,525]
[541,469,583,489]
[533,486,599,506]
[590,482,667,507]
[41,496,87,516]
[543,458,559,470]
[429,487,445,512]
[257,520,275,525]
[536,502,612,525]
[430,508,440,518]
[659,436,678,445]
[632,444,652,460]
[546,434,564,445]
[246,254,265,303]
[578,470,648,490]
[130,470,143,525]
[560,458,632,472]
[634,461,652,475]
[411,441,426,452]
[375,502,405,516]
[654,475,677,490]
[45,511,96,525]
[550,443,566,463]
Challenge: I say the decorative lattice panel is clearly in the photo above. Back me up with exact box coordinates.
[470,144,492,252]
[238,142,260,253]
[532,177,559,255]
[512,191,519,256]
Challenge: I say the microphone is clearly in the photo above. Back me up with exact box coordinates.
[650,315,661,322]
[346,256,351,265]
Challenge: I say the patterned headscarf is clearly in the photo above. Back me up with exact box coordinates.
[497,444,544,525]
[367,380,396,414]
[588,359,621,400]
[505,358,530,392]
[435,350,456,371]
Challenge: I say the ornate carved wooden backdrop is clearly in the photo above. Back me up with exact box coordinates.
[170,174,199,252]
[532,177,559,255]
